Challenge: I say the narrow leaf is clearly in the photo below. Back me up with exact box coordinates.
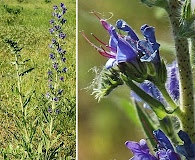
[19,67,34,76]
[121,74,168,119]
[135,101,157,147]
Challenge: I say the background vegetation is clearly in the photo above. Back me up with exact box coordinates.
[78,0,175,159]
[0,0,76,159]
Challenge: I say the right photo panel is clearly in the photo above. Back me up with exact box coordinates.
[78,0,195,159]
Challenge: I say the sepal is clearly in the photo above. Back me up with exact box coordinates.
[91,66,124,101]
[118,60,148,83]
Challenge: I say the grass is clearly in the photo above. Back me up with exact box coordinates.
[0,0,76,159]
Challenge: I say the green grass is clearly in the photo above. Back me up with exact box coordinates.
[0,0,76,159]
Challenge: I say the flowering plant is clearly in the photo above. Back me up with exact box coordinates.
[82,0,195,159]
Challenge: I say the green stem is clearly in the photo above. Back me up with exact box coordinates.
[190,37,195,68]
[49,68,58,137]
[157,84,178,110]
[15,52,31,157]
[166,0,195,141]
[15,54,23,114]
[121,74,168,119]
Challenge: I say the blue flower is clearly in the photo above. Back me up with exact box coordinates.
[138,24,160,63]
[60,76,64,81]
[62,57,66,62]
[176,130,195,160]
[61,18,67,24]
[48,70,52,75]
[166,61,179,102]
[82,15,160,69]
[153,129,174,151]
[53,63,58,70]
[53,5,58,10]
[131,60,179,109]
[125,139,158,160]
[131,80,165,108]
[49,53,55,59]
[62,67,67,72]
[153,129,181,160]
[59,32,66,39]
[126,129,181,160]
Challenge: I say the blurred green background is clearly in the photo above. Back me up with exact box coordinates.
[78,0,175,159]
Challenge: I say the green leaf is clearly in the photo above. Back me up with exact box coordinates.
[135,102,157,147]
[121,74,168,119]
[19,67,34,76]
[23,90,35,109]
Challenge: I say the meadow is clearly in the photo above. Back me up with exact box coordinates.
[0,0,76,159]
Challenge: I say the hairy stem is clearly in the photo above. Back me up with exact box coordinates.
[166,0,195,141]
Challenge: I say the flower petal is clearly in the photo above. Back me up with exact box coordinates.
[166,61,180,102]
[116,38,137,63]
[116,19,139,41]
[125,139,157,160]
[105,58,117,69]
[153,129,174,151]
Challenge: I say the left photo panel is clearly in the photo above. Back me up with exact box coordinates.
[0,0,76,159]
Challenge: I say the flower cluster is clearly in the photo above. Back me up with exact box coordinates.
[126,129,195,160]
[82,14,161,69]
[47,3,68,113]
[82,13,178,118]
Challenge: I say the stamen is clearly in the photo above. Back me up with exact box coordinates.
[80,31,115,58]
[80,31,102,51]
[90,10,101,20]
[91,33,116,52]
[91,33,107,45]
[100,46,115,58]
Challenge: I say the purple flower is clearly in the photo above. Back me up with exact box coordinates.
[45,93,50,98]
[52,39,57,44]
[50,19,55,24]
[62,57,66,62]
[48,70,52,75]
[153,129,181,160]
[156,149,181,160]
[153,129,174,151]
[56,13,62,19]
[62,67,67,72]
[60,76,64,81]
[54,25,61,31]
[48,108,52,113]
[57,47,63,53]
[166,61,179,102]
[126,130,181,160]
[53,63,58,70]
[131,80,165,108]
[49,53,55,59]
[56,108,60,114]
[82,16,160,69]
[54,97,58,102]
[138,24,160,63]
[53,5,58,10]
[58,89,63,95]
[61,18,67,24]
[49,28,54,33]
[59,32,66,39]
[60,3,67,14]
[125,139,157,160]
[176,130,195,159]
